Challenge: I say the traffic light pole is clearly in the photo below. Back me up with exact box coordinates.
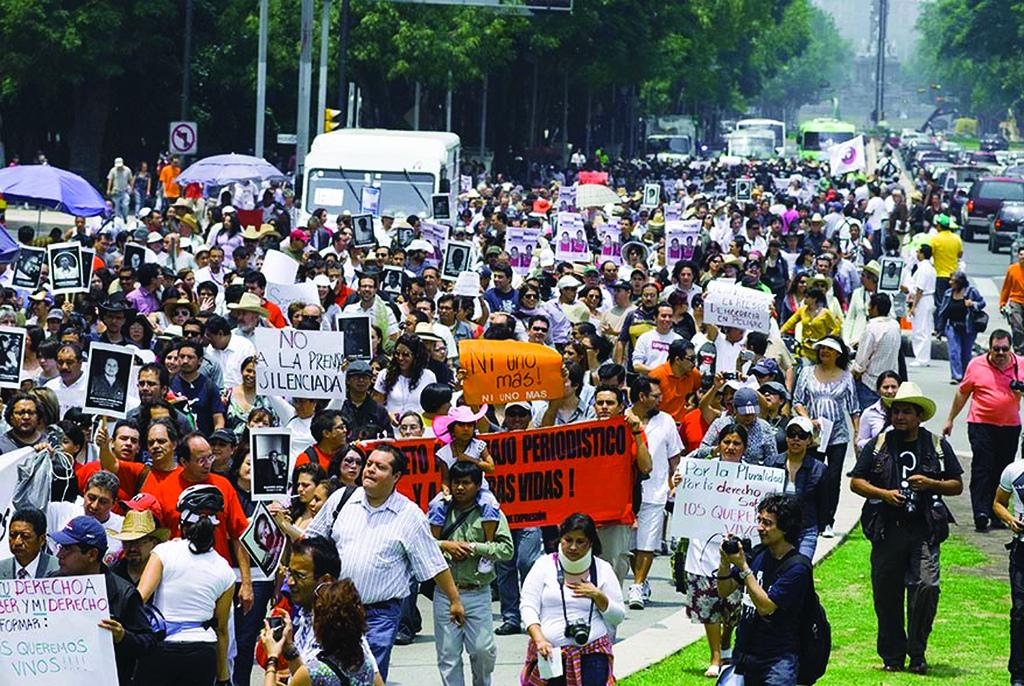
[296,0,314,178]
[254,0,268,157]
[337,0,350,124]
[316,0,330,134]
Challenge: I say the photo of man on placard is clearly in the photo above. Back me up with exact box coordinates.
[49,243,83,293]
[442,241,472,280]
[381,266,404,295]
[432,193,451,220]
[0,328,25,388]
[250,430,291,500]
[12,247,44,290]
[336,313,372,360]
[239,503,287,576]
[351,213,376,249]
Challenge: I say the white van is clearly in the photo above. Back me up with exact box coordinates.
[301,129,460,223]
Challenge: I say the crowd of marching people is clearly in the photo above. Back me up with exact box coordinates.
[0,142,1022,686]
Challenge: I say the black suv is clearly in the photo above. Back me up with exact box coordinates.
[989,201,1024,253]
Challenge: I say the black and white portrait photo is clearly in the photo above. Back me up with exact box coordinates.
[643,183,660,207]
[879,256,904,292]
[47,242,84,294]
[250,429,291,500]
[239,503,287,577]
[80,248,96,290]
[431,193,451,221]
[0,327,25,389]
[351,213,376,249]
[12,246,45,290]
[381,266,405,295]
[442,240,473,281]
[123,243,146,274]
[335,313,372,360]
[735,178,753,201]
[83,342,134,418]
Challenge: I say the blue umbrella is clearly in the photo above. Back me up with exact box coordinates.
[0,165,107,217]
[176,153,286,186]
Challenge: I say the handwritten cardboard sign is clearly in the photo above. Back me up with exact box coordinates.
[254,328,347,399]
[0,574,118,685]
[264,281,319,311]
[459,340,565,405]
[703,279,774,333]
[668,458,786,542]
[365,418,635,528]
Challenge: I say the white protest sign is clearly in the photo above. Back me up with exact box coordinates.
[703,279,774,333]
[264,281,319,311]
[255,328,347,399]
[262,250,299,284]
[0,574,118,685]
[669,459,786,542]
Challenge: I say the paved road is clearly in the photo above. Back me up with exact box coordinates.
[249,234,1015,685]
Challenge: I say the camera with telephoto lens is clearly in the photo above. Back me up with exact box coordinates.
[1011,379,1024,393]
[722,536,751,555]
[900,480,917,515]
[564,620,591,646]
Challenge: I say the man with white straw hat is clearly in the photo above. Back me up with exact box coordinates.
[108,509,169,586]
[850,381,963,675]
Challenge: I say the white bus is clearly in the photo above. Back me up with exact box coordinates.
[735,118,786,154]
[301,129,460,222]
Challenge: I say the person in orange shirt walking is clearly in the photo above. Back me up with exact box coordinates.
[1000,246,1024,354]
[158,155,181,208]
[649,339,701,423]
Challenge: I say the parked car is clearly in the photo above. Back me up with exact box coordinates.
[962,176,1024,242]
[989,201,1024,253]
[980,133,1009,151]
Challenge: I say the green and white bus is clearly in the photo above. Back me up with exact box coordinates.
[796,119,857,160]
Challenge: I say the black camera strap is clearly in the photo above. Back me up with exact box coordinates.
[554,553,596,632]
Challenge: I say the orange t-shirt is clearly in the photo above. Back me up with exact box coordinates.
[143,468,249,564]
[294,444,331,473]
[75,459,176,511]
[649,362,701,423]
[159,164,181,199]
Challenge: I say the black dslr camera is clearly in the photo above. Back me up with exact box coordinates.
[564,620,591,646]
[899,479,917,515]
[1011,379,1024,393]
[722,536,751,555]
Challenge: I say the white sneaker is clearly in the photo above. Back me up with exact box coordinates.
[627,584,645,610]
[822,525,835,539]
[641,579,652,600]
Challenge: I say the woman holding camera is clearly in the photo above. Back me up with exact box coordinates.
[519,513,624,685]
[671,423,748,678]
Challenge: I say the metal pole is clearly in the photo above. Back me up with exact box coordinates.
[480,75,488,160]
[337,0,350,119]
[529,60,538,149]
[413,81,421,131]
[561,70,569,167]
[446,72,453,132]
[181,0,193,120]
[296,0,314,179]
[879,0,888,123]
[585,90,592,160]
[316,0,330,134]
[254,0,269,157]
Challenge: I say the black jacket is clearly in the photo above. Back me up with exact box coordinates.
[103,567,158,686]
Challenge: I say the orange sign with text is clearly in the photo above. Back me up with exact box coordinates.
[459,339,565,406]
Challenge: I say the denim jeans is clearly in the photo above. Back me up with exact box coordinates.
[232,580,275,686]
[434,587,496,686]
[855,380,880,412]
[546,652,610,686]
[737,652,799,686]
[1010,542,1024,681]
[796,526,818,560]
[365,598,404,681]
[111,190,130,220]
[496,527,542,626]
[945,322,972,381]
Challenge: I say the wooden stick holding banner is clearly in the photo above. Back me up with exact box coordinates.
[459,339,565,405]
[668,458,786,542]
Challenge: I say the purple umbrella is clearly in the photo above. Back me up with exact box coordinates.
[176,153,286,186]
[0,165,107,217]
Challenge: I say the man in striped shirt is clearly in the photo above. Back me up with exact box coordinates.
[304,444,466,680]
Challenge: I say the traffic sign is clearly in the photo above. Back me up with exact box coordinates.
[169,121,198,155]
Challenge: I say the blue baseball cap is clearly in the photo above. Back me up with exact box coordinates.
[49,516,108,552]
[733,388,761,415]
[751,358,781,377]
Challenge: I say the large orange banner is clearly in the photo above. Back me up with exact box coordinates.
[366,418,636,528]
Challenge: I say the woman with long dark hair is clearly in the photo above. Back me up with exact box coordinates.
[936,270,986,383]
[372,333,436,422]
[136,485,235,685]
[261,579,383,685]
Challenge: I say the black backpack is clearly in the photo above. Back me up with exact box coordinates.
[776,554,831,685]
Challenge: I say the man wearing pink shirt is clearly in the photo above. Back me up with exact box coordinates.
[944,329,1024,531]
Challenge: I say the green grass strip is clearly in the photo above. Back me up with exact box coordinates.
[620,529,1011,685]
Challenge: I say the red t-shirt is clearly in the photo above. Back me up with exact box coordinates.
[143,468,249,564]
[679,408,709,454]
[294,444,331,473]
[75,460,177,509]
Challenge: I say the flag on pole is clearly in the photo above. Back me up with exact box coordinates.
[829,135,866,175]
